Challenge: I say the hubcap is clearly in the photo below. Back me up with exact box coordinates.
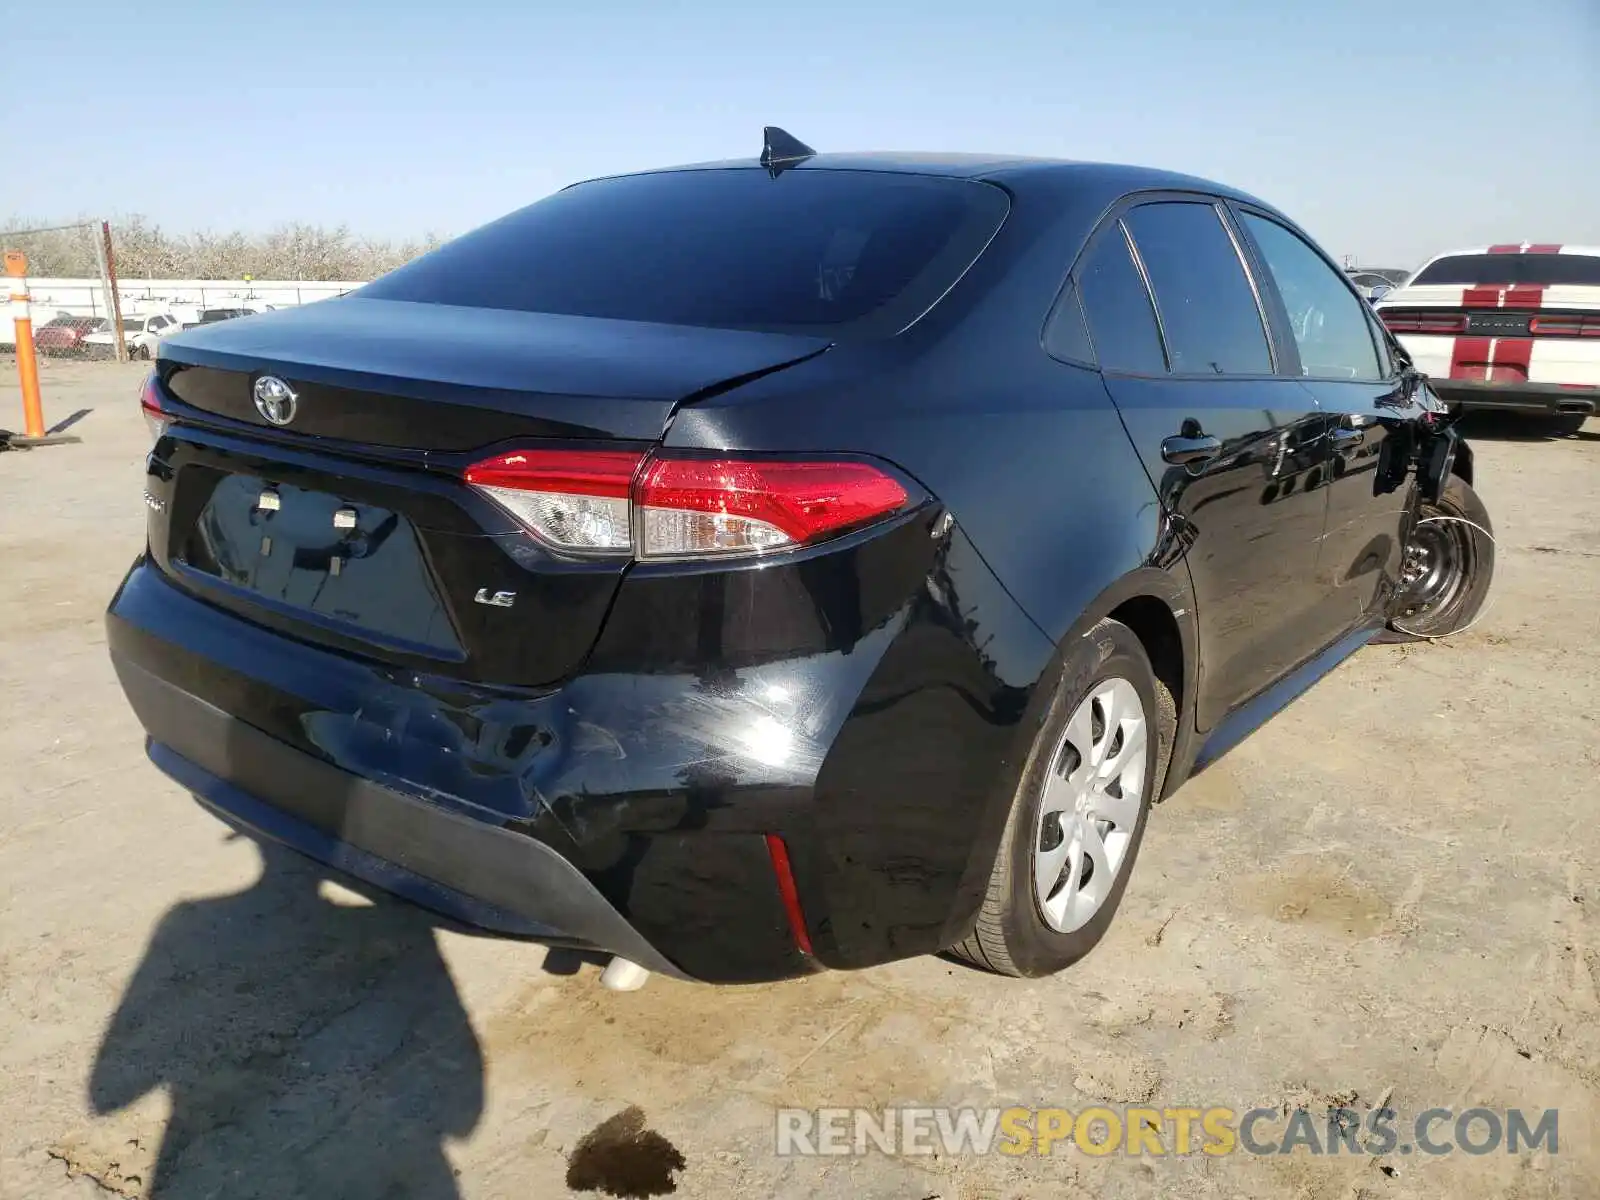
[1033,678,1147,933]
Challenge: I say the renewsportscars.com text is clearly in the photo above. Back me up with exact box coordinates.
[774,1105,1559,1158]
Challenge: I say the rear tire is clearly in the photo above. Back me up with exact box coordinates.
[1379,474,1495,642]
[950,619,1173,978]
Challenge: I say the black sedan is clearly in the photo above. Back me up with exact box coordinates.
[110,131,1493,986]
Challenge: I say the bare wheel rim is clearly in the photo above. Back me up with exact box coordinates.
[1397,510,1476,626]
[1033,677,1147,934]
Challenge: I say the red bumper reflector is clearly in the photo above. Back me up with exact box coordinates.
[764,833,814,956]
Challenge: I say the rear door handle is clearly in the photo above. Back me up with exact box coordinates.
[1161,434,1222,466]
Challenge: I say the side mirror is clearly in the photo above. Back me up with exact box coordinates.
[1367,284,1394,304]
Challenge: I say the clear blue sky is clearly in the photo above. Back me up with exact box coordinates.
[13,0,1598,269]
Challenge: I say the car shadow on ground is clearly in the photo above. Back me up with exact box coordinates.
[1452,410,1599,444]
[88,837,489,1199]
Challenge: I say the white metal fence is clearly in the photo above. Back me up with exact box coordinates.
[20,277,361,315]
[4,214,443,356]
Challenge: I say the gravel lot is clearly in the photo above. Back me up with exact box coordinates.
[3,360,1598,1200]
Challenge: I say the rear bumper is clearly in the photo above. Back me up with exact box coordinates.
[107,533,1053,981]
[107,561,823,983]
[1430,380,1598,416]
[117,654,689,978]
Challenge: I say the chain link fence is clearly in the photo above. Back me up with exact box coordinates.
[1,221,124,359]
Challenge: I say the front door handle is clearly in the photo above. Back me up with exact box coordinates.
[1161,433,1222,466]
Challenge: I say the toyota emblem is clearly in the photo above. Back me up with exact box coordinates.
[253,376,298,426]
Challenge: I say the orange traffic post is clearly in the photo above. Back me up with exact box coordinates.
[6,249,47,439]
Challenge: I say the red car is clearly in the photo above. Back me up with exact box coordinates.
[34,316,111,356]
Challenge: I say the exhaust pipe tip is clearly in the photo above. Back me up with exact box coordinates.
[600,956,651,992]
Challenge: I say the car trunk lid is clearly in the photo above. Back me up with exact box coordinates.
[161,296,830,445]
[146,298,830,686]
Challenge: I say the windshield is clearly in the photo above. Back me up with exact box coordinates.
[121,318,147,332]
[1411,254,1600,287]
[361,168,1011,337]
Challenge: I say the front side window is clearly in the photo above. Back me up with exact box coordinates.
[1122,202,1273,376]
[1075,224,1167,375]
[1242,213,1381,381]
[1365,309,1397,377]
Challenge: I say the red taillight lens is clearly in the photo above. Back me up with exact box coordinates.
[462,449,911,559]
[139,373,168,443]
[1530,316,1600,338]
[464,448,644,553]
[634,457,909,560]
[1380,310,1469,335]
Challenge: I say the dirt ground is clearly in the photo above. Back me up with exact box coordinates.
[3,360,1598,1200]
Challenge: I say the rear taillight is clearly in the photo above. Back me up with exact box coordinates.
[463,449,911,560]
[464,448,641,552]
[1380,310,1469,335]
[634,457,909,560]
[139,373,169,443]
[1530,316,1600,338]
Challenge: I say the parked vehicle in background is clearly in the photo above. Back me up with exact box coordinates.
[1377,244,1599,435]
[180,308,254,331]
[85,313,182,361]
[1346,268,1410,303]
[0,308,72,348]
[111,132,1492,987]
[34,315,111,356]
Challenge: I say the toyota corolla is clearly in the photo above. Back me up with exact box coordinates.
[109,131,1492,987]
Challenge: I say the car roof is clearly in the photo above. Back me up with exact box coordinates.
[583,153,1275,210]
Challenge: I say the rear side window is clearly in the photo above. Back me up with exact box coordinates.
[1076,225,1167,375]
[1122,202,1273,376]
[1411,253,1600,287]
[1043,283,1095,366]
[360,169,1010,337]
[1241,214,1382,381]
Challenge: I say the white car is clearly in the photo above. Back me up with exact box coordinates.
[83,313,183,361]
[1376,243,1599,433]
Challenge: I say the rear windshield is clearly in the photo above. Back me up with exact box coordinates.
[361,168,1010,337]
[1411,254,1600,287]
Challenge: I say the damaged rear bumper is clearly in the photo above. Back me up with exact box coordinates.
[106,561,829,983]
[120,656,689,978]
[105,502,1052,983]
